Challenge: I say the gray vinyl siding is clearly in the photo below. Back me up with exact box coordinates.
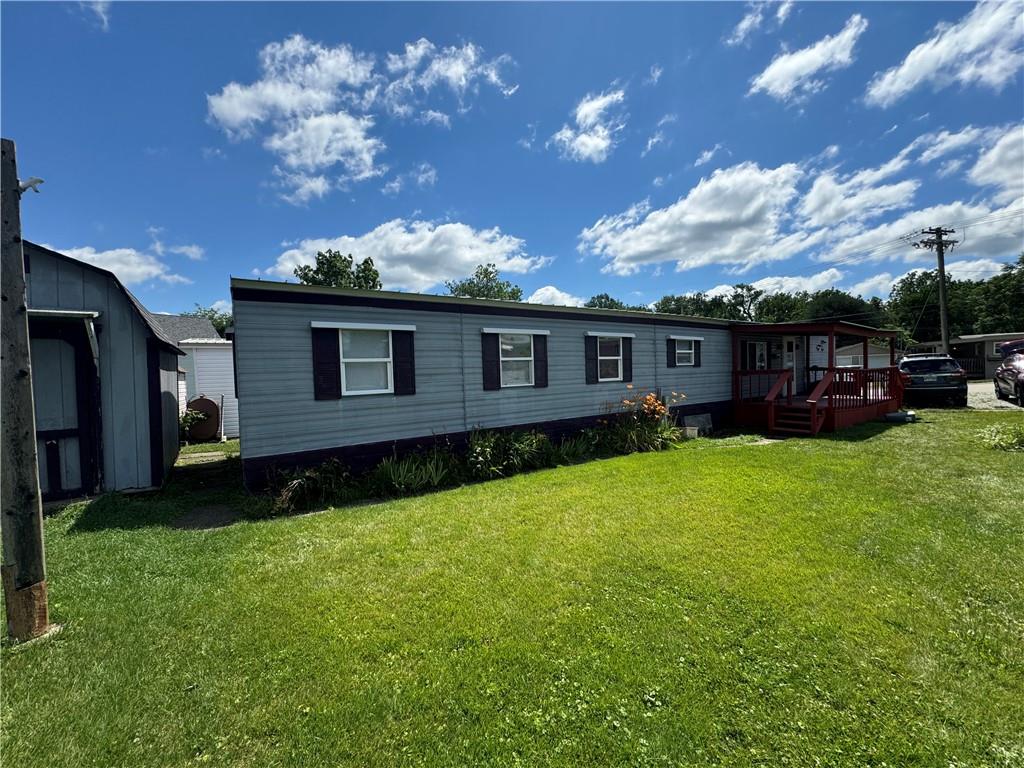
[234,297,732,460]
[25,247,176,491]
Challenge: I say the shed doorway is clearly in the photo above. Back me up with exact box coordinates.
[29,318,101,501]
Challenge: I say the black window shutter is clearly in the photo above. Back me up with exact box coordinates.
[392,330,416,395]
[622,337,633,382]
[693,340,702,368]
[666,338,677,368]
[533,335,548,388]
[311,327,341,400]
[584,335,598,384]
[481,333,501,390]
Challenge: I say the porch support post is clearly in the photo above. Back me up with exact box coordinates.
[827,330,835,372]
[862,337,869,369]
[889,336,896,366]
[731,332,740,401]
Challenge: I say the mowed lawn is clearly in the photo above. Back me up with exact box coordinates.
[2,411,1022,767]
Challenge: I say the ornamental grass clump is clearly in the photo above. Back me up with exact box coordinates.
[370,449,460,497]
[271,458,352,515]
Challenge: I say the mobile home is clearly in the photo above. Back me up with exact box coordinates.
[231,279,904,487]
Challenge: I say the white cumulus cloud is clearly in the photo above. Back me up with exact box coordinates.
[549,86,627,163]
[704,267,845,298]
[527,285,585,307]
[968,123,1024,204]
[578,161,820,275]
[865,1,1024,108]
[268,219,548,292]
[50,245,190,286]
[208,34,514,203]
[749,14,869,103]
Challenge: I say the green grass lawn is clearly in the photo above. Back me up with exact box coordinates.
[3,411,1022,767]
[178,438,240,456]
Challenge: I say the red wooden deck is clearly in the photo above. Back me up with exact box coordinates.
[729,320,904,436]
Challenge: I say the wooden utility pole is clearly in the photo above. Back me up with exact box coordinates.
[914,226,958,354]
[1,137,50,641]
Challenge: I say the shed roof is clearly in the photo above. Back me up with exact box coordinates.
[152,314,220,342]
[24,241,182,355]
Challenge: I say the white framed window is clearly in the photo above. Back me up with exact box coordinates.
[993,341,1003,356]
[676,339,695,366]
[340,329,393,395]
[499,333,534,387]
[597,336,623,381]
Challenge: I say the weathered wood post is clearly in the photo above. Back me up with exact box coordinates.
[1,137,50,641]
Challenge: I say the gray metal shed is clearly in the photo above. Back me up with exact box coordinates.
[23,241,182,500]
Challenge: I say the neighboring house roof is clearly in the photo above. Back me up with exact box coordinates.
[23,241,182,355]
[152,314,221,342]
[915,332,1024,345]
[955,332,1024,341]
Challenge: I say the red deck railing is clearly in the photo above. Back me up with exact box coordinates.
[734,366,903,433]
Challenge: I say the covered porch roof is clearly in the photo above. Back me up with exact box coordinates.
[730,320,899,338]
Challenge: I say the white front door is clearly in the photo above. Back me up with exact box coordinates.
[782,336,797,370]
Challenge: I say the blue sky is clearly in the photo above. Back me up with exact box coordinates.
[2,1,1022,314]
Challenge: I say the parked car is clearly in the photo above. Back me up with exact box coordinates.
[897,354,969,406]
[994,352,1024,404]
[997,338,1024,358]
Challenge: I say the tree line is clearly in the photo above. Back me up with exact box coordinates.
[185,249,1023,346]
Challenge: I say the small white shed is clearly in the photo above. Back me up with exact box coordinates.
[152,314,239,440]
[178,338,239,438]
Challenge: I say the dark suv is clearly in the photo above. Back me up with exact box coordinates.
[898,354,969,406]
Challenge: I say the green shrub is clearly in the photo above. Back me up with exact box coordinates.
[272,459,352,515]
[179,408,208,441]
[549,432,594,465]
[370,449,459,496]
[978,423,1024,452]
[467,429,553,479]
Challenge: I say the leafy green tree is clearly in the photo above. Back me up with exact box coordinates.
[727,284,764,322]
[886,270,985,342]
[802,289,886,327]
[293,249,382,290]
[652,292,737,319]
[754,292,808,323]
[182,304,232,337]
[585,293,650,312]
[973,254,1024,333]
[444,264,523,301]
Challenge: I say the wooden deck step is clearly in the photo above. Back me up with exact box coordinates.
[773,405,817,435]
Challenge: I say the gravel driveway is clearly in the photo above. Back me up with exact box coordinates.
[967,379,1021,410]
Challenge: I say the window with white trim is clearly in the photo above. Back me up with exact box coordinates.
[340,329,393,395]
[675,339,695,366]
[598,336,623,381]
[993,341,1003,356]
[499,333,533,387]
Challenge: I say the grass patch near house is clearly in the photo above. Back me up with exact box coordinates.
[3,410,1022,766]
[179,438,240,456]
